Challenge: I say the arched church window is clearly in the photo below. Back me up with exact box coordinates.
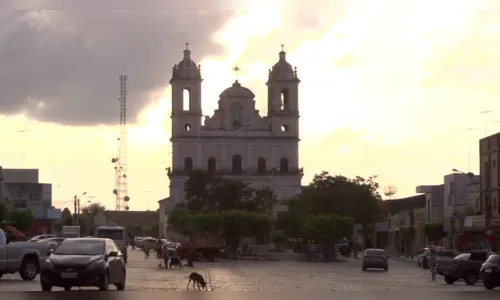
[257,157,266,174]
[279,157,289,173]
[207,157,216,174]
[183,88,190,111]
[230,102,244,129]
[184,157,193,173]
[280,89,290,111]
[232,155,242,174]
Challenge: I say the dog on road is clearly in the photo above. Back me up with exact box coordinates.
[186,272,207,290]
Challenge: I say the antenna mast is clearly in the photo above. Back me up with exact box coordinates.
[113,75,130,211]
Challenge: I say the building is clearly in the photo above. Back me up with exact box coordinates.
[479,133,500,249]
[443,173,479,219]
[416,184,444,223]
[158,198,169,238]
[387,195,426,252]
[167,45,303,216]
[0,167,61,234]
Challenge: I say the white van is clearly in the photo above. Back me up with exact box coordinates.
[95,226,128,263]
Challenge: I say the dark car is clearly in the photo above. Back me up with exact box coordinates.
[481,254,500,290]
[362,248,388,271]
[40,237,126,291]
[442,251,488,285]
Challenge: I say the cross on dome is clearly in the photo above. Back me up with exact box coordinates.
[233,65,241,81]
[185,42,189,50]
[281,43,285,51]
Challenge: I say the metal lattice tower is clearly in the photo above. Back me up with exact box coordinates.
[112,75,130,211]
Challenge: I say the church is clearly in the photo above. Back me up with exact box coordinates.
[167,44,303,217]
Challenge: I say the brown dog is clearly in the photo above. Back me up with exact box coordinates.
[186,272,207,290]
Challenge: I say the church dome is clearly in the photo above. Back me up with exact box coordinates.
[269,50,297,81]
[219,80,255,98]
[171,45,201,80]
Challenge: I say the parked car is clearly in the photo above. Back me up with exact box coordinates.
[362,248,388,271]
[441,251,489,285]
[0,228,50,281]
[40,237,127,291]
[481,253,500,290]
[29,235,55,243]
[136,237,158,251]
[421,249,458,269]
[436,253,466,277]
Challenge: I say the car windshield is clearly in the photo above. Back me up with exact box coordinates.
[96,229,124,241]
[365,249,385,256]
[54,240,104,256]
[485,254,500,264]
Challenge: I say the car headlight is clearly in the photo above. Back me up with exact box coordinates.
[86,260,106,270]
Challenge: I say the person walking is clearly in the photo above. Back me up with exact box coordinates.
[187,242,194,267]
[428,247,438,281]
[156,237,163,259]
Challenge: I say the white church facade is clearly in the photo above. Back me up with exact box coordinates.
[167,45,303,217]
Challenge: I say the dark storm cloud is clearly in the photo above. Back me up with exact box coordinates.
[0,10,235,125]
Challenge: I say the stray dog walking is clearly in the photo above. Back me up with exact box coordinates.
[186,272,207,290]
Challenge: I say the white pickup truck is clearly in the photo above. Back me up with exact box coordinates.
[0,228,50,280]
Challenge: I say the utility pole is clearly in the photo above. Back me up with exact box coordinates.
[481,111,492,137]
[462,128,480,172]
[73,195,77,225]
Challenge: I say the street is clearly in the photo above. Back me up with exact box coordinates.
[0,249,495,291]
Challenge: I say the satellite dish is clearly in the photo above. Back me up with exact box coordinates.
[383,185,398,199]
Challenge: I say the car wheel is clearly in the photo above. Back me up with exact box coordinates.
[41,284,52,291]
[483,280,496,290]
[115,280,126,291]
[64,286,72,291]
[464,272,478,285]
[444,276,456,285]
[20,258,39,281]
[383,268,388,272]
[99,273,109,291]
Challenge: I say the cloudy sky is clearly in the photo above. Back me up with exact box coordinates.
[1,0,499,211]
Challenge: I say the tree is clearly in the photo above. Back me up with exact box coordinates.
[178,210,271,258]
[301,214,354,261]
[423,223,447,243]
[279,172,383,244]
[8,209,35,231]
[184,170,262,213]
[246,187,278,214]
[82,203,106,216]
[0,202,8,224]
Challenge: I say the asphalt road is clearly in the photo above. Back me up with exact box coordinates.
[0,249,496,291]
